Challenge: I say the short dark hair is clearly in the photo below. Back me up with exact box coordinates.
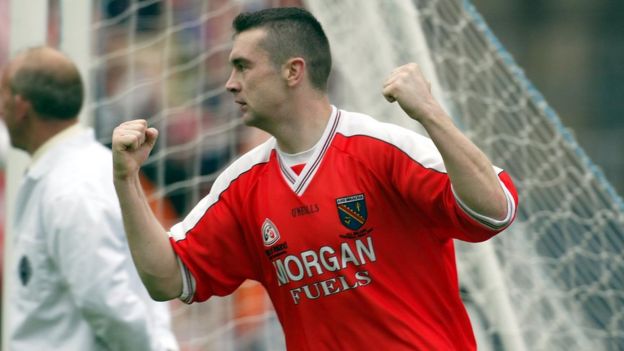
[10,50,84,120]
[233,7,332,91]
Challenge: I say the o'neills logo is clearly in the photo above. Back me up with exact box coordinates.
[262,218,280,247]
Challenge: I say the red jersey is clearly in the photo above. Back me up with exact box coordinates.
[169,107,518,350]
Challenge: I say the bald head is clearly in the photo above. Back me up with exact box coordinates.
[7,46,83,120]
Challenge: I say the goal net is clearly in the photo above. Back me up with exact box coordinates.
[72,0,624,349]
[306,1,624,350]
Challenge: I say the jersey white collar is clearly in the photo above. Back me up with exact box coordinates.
[276,106,341,196]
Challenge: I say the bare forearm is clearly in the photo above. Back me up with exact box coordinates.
[114,175,182,300]
[383,63,508,220]
[420,105,508,220]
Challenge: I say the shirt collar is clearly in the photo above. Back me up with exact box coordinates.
[31,123,85,166]
[275,105,341,195]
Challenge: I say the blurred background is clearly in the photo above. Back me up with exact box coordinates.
[472,0,624,195]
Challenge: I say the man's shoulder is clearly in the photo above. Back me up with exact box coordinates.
[52,142,112,179]
[336,109,429,149]
[39,129,111,170]
[40,139,115,201]
[333,109,444,171]
[210,138,275,193]
[226,136,274,171]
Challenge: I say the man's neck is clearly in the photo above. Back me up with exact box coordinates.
[272,99,333,154]
[28,119,80,156]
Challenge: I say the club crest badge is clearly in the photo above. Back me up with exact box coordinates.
[262,218,281,247]
[336,193,367,230]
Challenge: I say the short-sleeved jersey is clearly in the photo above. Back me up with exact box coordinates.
[169,107,518,350]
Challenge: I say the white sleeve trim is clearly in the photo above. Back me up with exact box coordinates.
[452,180,516,230]
[175,255,196,304]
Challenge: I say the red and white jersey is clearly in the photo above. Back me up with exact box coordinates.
[169,106,518,350]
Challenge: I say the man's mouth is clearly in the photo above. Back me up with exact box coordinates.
[236,101,248,112]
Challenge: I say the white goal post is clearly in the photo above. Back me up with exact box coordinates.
[4,0,624,350]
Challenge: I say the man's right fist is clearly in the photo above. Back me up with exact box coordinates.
[112,119,159,180]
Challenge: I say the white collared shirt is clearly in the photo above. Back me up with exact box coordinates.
[7,127,178,351]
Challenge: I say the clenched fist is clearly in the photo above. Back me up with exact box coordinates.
[112,119,159,180]
[382,63,441,123]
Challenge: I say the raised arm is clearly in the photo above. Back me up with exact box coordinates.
[112,119,182,300]
[382,63,508,220]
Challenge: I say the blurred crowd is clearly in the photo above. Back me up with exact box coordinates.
[91,0,321,219]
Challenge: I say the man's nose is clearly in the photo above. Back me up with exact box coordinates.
[225,71,239,93]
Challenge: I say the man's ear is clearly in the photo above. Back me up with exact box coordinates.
[13,95,32,121]
[283,58,306,87]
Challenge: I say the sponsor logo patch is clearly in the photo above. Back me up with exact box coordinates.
[262,218,281,247]
[336,193,367,230]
